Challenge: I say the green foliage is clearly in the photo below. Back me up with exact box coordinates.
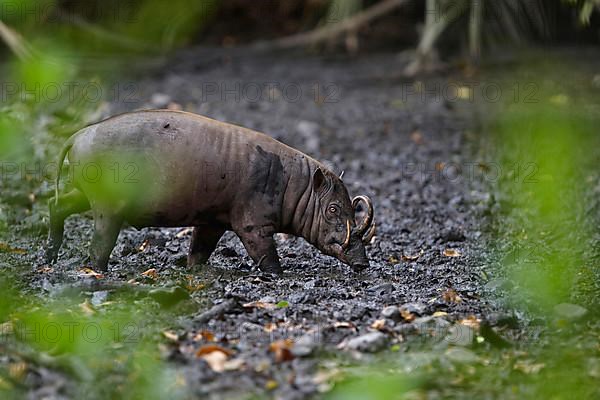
[564,0,600,24]
[326,372,413,400]
[325,0,362,24]
[0,279,186,399]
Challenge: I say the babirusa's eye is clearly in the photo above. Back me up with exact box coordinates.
[328,205,339,214]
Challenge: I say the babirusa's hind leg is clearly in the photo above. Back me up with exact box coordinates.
[187,225,225,268]
[46,189,90,263]
[90,209,123,272]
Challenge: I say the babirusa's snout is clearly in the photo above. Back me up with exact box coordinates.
[352,195,376,245]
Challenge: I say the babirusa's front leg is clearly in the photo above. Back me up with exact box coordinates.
[235,224,282,275]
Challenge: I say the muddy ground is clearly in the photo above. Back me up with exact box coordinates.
[1,48,599,399]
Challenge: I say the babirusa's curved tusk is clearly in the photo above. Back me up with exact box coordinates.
[352,195,374,235]
[363,221,376,245]
[342,219,351,249]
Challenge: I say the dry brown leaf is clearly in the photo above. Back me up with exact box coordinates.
[201,350,228,372]
[142,268,158,279]
[402,250,424,261]
[162,331,179,342]
[37,266,54,273]
[371,319,386,330]
[411,130,424,145]
[269,339,295,363]
[264,322,278,333]
[333,321,356,330]
[196,344,234,357]
[242,301,276,310]
[459,315,480,330]
[193,330,216,342]
[433,311,448,317]
[8,362,27,381]
[222,358,245,371]
[138,240,150,252]
[78,268,104,279]
[0,243,26,254]
[400,309,416,322]
[185,275,205,292]
[442,289,463,303]
[0,321,14,336]
[443,249,461,257]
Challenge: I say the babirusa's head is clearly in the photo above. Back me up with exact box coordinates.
[311,168,375,271]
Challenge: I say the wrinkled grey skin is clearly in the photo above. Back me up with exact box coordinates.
[46,110,372,274]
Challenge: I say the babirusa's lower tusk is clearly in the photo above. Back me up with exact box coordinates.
[343,219,351,249]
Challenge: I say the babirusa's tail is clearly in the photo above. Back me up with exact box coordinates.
[54,132,79,205]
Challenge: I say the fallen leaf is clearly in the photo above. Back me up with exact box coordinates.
[196,344,234,357]
[411,130,424,145]
[162,331,179,342]
[78,268,104,279]
[193,330,216,342]
[443,249,461,257]
[433,311,448,317]
[388,255,399,263]
[459,315,480,330]
[0,243,26,254]
[312,368,342,385]
[371,319,386,330]
[400,308,416,322]
[37,266,54,274]
[185,275,205,292]
[222,358,245,371]
[514,360,545,374]
[333,321,356,330]
[201,350,228,372]
[269,339,295,363]
[276,300,289,308]
[442,288,462,303]
[138,240,150,252]
[265,380,279,390]
[0,321,14,336]
[263,323,277,333]
[402,250,424,261]
[8,362,27,381]
[243,301,276,310]
[142,268,158,279]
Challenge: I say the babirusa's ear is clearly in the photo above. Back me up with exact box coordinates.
[313,168,328,194]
